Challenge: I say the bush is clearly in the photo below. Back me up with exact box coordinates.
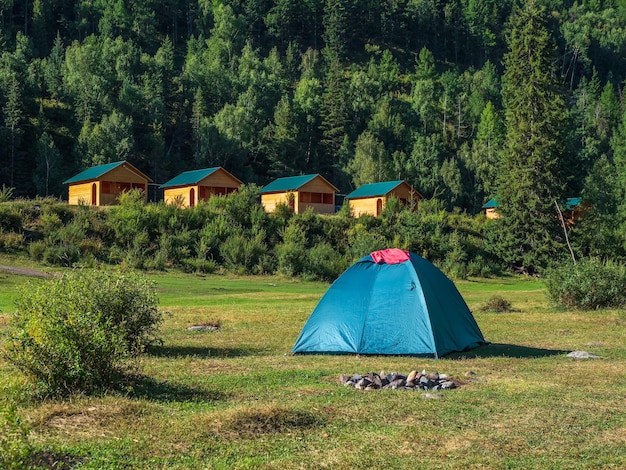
[0,204,22,232]
[0,404,33,470]
[480,296,515,313]
[305,243,349,281]
[544,258,626,310]
[3,269,163,395]
[220,231,267,274]
[275,222,308,276]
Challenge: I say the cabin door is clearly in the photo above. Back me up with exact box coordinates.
[189,188,195,207]
[91,183,97,205]
[376,198,383,216]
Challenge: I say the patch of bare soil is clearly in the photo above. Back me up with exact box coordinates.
[0,265,53,278]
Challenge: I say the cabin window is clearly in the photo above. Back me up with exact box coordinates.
[210,186,227,195]
[300,191,333,204]
[101,181,144,194]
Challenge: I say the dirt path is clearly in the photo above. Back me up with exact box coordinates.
[0,265,53,278]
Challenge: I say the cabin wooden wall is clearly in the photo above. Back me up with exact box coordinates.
[298,201,335,214]
[204,169,242,188]
[107,165,149,184]
[261,192,295,213]
[349,197,384,217]
[68,182,98,205]
[485,208,500,219]
[164,186,195,207]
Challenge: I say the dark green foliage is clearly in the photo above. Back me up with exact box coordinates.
[3,269,163,395]
[0,1,622,268]
[305,242,349,281]
[495,1,568,271]
[0,204,23,232]
[0,404,32,470]
[0,188,505,280]
[544,258,626,310]
[220,231,267,274]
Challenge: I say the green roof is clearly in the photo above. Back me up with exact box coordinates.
[482,197,500,209]
[481,197,582,210]
[564,197,582,210]
[260,174,320,193]
[345,180,405,199]
[160,167,221,189]
[63,161,126,184]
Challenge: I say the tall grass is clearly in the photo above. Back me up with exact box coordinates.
[0,267,625,468]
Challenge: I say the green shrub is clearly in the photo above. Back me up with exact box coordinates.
[28,240,46,261]
[41,243,81,266]
[0,404,32,470]
[3,269,163,395]
[180,257,218,274]
[0,204,22,232]
[275,223,308,276]
[347,223,388,259]
[305,243,349,281]
[220,231,267,274]
[0,185,14,202]
[0,230,24,251]
[480,296,515,313]
[544,258,626,310]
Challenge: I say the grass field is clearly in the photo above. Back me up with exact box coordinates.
[1,263,625,469]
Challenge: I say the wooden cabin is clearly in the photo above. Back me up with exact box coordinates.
[345,180,421,217]
[64,161,152,206]
[563,197,590,226]
[260,174,338,214]
[482,197,500,219]
[160,167,243,208]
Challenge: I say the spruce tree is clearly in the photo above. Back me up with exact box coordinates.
[495,1,568,272]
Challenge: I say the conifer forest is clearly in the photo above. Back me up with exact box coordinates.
[2,0,626,272]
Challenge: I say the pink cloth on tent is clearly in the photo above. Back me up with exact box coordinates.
[370,248,410,264]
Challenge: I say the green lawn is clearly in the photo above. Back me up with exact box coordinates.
[1,265,625,469]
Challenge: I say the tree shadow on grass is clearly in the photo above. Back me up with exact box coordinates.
[447,343,568,359]
[148,345,264,359]
[125,374,230,403]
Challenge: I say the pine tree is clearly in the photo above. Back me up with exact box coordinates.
[495,1,568,271]
[3,75,23,188]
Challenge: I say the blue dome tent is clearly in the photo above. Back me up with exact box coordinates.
[292,249,487,358]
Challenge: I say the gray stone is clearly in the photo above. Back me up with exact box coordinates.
[339,374,351,385]
[426,372,439,381]
[187,325,219,331]
[566,350,602,359]
[389,378,405,389]
[422,393,444,399]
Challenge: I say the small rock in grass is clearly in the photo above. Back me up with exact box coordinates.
[440,381,457,390]
[426,372,439,381]
[187,325,219,331]
[422,393,444,399]
[566,350,602,359]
